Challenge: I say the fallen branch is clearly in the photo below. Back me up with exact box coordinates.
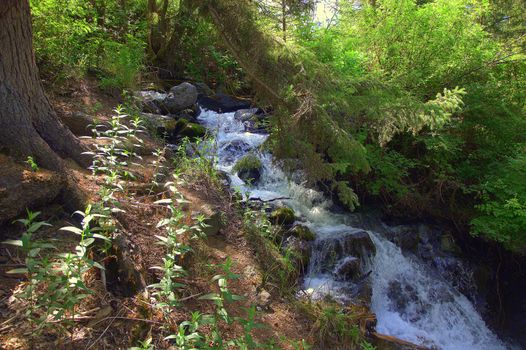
[249,196,291,203]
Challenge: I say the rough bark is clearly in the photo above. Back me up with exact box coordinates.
[0,0,90,171]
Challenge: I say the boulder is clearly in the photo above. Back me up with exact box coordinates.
[174,104,200,122]
[270,207,296,227]
[234,108,261,122]
[166,119,206,141]
[198,93,252,113]
[219,140,253,165]
[160,82,198,114]
[311,229,375,275]
[134,90,166,114]
[333,256,361,281]
[289,224,316,241]
[234,108,269,133]
[140,113,174,133]
[177,121,206,139]
[233,154,262,184]
[388,226,420,252]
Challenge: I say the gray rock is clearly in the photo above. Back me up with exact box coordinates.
[134,91,166,114]
[234,108,260,122]
[197,93,251,113]
[162,82,198,113]
[333,256,361,281]
[310,229,375,275]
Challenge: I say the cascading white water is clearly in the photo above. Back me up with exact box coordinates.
[196,107,510,350]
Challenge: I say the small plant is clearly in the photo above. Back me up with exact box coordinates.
[26,156,39,172]
[3,210,104,333]
[129,336,154,350]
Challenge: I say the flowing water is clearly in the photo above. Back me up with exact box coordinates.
[196,107,511,350]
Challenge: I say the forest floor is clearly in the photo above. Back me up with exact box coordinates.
[0,79,314,349]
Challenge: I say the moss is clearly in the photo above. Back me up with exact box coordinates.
[179,122,206,138]
[233,153,262,173]
[290,225,315,241]
[233,154,262,184]
[168,118,206,138]
[270,207,295,226]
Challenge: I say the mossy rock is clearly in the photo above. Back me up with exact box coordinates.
[233,153,262,184]
[170,118,206,139]
[289,224,315,241]
[270,207,295,226]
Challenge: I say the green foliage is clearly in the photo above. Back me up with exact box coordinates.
[243,205,299,294]
[471,150,526,251]
[26,156,39,172]
[233,153,263,174]
[2,210,104,332]
[288,0,526,250]
[31,0,147,87]
[99,36,145,90]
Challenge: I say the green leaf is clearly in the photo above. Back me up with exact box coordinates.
[60,226,83,235]
[2,239,23,247]
[198,293,221,301]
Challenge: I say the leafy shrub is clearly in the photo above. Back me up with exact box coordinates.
[471,151,526,251]
[99,36,145,91]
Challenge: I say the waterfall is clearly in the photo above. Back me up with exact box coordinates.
[196,107,511,350]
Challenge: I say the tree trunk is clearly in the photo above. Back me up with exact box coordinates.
[0,0,90,171]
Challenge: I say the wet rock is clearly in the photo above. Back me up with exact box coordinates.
[387,281,420,313]
[333,256,361,281]
[198,93,252,113]
[310,229,375,275]
[340,230,376,258]
[283,236,311,270]
[160,82,198,114]
[388,226,421,252]
[233,154,262,184]
[270,207,296,226]
[289,224,316,241]
[134,90,165,114]
[234,108,268,133]
[234,108,261,122]
[167,119,206,141]
[219,140,253,165]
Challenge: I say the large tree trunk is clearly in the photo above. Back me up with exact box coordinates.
[0,0,90,171]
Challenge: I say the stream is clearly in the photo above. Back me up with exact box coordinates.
[195,107,513,350]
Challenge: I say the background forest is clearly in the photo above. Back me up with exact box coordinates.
[31,0,525,252]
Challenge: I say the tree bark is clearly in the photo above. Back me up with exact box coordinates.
[0,0,90,171]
